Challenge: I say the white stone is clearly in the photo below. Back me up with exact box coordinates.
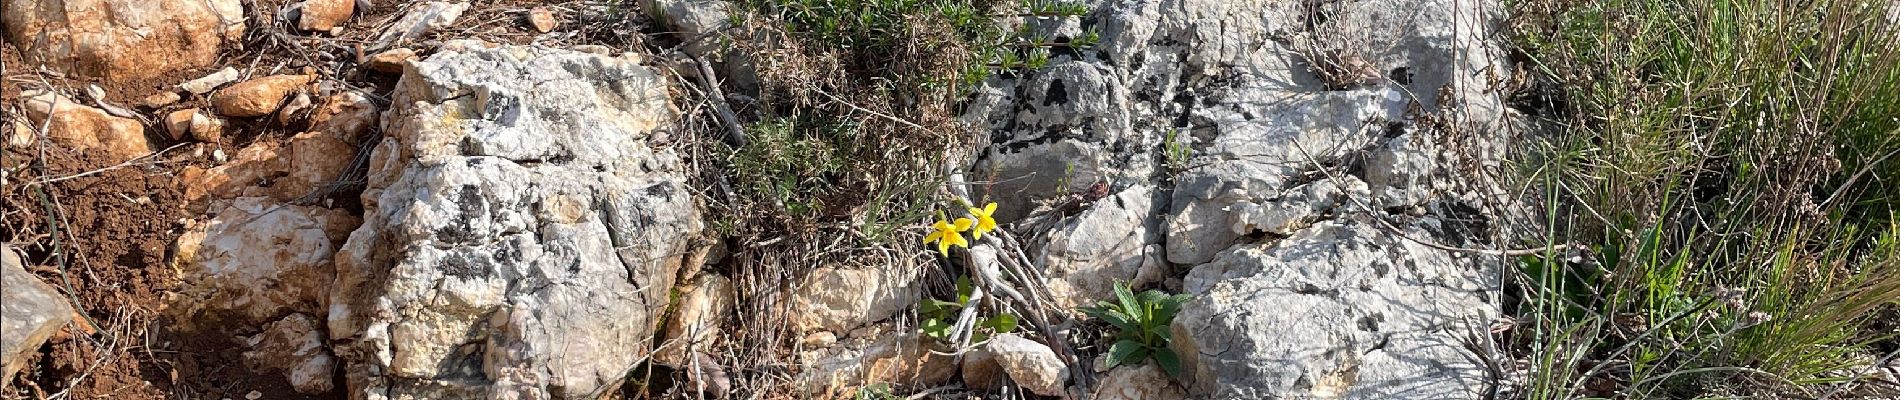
[329,44,700,400]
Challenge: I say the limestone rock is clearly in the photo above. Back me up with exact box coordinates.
[642,0,729,58]
[1092,363,1186,400]
[371,1,468,50]
[1,245,74,384]
[21,90,151,162]
[181,67,242,95]
[1033,185,1168,309]
[961,345,1005,391]
[5,121,34,149]
[329,44,700,400]
[656,274,735,365]
[364,48,418,74]
[142,91,182,109]
[278,91,316,125]
[298,0,356,32]
[527,7,556,33]
[178,127,353,208]
[243,313,339,394]
[797,333,955,397]
[308,91,382,140]
[165,109,198,141]
[985,334,1069,397]
[2,0,245,82]
[190,112,228,143]
[169,198,358,330]
[213,75,314,117]
[1172,220,1496,399]
[786,265,921,334]
[959,0,1530,398]
[966,61,1151,223]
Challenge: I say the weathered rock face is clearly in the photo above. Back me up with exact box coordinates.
[655,274,735,366]
[244,313,341,394]
[2,0,245,82]
[961,334,1070,394]
[170,197,360,330]
[1092,363,1187,400]
[786,265,921,334]
[1031,184,1169,309]
[1,245,73,384]
[1173,219,1496,398]
[178,127,364,210]
[329,43,701,400]
[963,0,1525,397]
[20,90,151,163]
[797,332,957,397]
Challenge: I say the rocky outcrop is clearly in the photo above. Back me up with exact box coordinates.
[1173,219,1496,398]
[962,0,1526,397]
[328,43,701,400]
[2,0,245,82]
[1,245,73,384]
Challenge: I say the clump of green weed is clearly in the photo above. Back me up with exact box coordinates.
[1080,281,1191,377]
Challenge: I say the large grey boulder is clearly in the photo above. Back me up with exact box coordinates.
[329,43,702,400]
[1174,219,1496,398]
[1,245,73,384]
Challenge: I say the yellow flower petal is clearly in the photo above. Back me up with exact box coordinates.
[984,202,997,215]
[924,231,944,245]
[938,238,952,256]
[953,217,975,231]
[948,232,968,248]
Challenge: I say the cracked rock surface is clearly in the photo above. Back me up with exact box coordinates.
[328,43,701,400]
[964,0,1526,397]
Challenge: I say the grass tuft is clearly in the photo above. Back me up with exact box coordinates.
[1508,0,1900,397]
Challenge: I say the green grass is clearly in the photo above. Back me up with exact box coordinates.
[1509,0,1900,397]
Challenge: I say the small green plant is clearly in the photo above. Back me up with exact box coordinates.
[1080,281,1191,377]
[855,382,900,400]
[1161,128,1191,174]
[919,276,1020,341]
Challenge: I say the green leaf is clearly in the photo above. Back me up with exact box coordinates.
[956,276,974,305]
[1115,282,1142,322]
[1098,309,1136,332]
[1137,289,1169,306]
[1107,339,1147,369]
[1148,323,1172,342]
[1154,348,1185,378]
[983,313,1020,333]
[921,298,963,319]
[921,318,951,339]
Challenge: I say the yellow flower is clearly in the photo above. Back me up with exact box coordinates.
[924,217,975,256]
[968,202,999,240]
